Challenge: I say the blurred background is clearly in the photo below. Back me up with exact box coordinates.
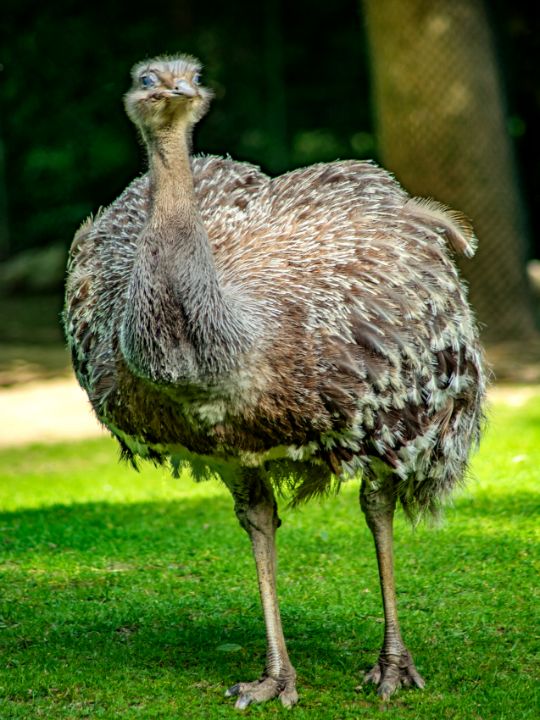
[0,0,539,392]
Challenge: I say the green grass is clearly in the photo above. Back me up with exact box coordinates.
[0,390,539,719]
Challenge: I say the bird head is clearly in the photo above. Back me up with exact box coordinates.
[124,54,212,132]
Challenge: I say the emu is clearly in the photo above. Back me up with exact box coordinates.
[64,54,485,709]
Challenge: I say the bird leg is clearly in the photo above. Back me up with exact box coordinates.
[224,468,298,710]
[360,479,425,699]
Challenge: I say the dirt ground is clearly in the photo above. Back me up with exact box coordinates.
[0,375,106,447]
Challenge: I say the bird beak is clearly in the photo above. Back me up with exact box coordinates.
[172,79,197,98]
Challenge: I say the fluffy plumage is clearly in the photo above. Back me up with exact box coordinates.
[65,156,484,515]
[63,54,486,707]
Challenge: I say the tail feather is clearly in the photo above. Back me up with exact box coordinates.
[404,198,478,258]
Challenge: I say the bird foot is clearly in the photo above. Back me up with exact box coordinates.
[225,672,298,710]
[362,648,425,700]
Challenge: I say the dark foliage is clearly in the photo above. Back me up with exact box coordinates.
[0,0,537,259]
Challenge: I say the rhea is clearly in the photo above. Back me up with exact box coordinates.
[64,54,485,709]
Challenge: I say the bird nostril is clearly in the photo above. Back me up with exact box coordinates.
[174,79,197,97]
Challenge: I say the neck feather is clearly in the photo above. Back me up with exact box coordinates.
[121,121,256,384]
[145,122,195,215]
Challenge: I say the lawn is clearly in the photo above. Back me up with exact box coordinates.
[0,388,538,719]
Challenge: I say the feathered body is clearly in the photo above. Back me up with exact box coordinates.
[64,54,486,707]
[65,155,484,515]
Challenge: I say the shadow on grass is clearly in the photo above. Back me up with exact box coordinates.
[0,488,537,699]
[0,500,383,718]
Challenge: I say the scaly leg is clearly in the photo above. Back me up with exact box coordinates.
[224,468,298,710]
[360,479,425,699]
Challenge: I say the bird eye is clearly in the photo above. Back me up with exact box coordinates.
[193,73,201,85]
[139,73,158,89]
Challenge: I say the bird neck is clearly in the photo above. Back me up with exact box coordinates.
[145,121,195,215]
[121,121,257,385]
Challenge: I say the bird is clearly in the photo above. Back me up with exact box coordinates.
[64,53,486,709]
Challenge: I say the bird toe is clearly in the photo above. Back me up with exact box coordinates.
[363,649,424,700]
[226,674,298,710]
[363,663,382,685]
[279,686,299,708]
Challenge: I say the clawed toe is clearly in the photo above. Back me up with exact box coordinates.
[226,675,298,709]
[363,663,382,685]
[363,649,424,700]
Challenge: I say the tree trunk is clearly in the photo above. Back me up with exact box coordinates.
[363,0,537,342]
